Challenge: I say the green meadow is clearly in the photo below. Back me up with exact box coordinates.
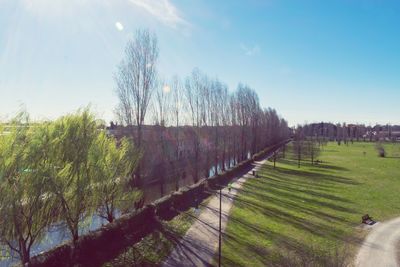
[220,142,400,266]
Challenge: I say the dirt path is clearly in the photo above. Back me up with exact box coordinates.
[162,157,270,267]
[355,217,400,267]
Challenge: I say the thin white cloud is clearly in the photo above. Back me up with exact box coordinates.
[240,43,261,56]
[128,0,189,29]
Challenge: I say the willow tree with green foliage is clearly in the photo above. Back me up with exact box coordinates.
[46,110,101,245]
[0,115,55,265]
[45,109,142,244]
[90,132,141,223]
[0,110,142,264]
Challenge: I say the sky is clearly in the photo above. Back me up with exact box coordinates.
[1,0,400,126]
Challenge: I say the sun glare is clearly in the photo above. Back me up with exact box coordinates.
[115,22,124,31]
[163,85,171,93]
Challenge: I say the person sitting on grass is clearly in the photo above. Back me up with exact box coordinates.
[228,182,233,193]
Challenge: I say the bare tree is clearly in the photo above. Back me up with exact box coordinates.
[210,79,224,175]
[152,79,173,195]
[199,75,212,177]
[307,138,319,165]
[248,89,260,155]
[170,76,185,190]
[229,94,239,166]
[236,84,256,161]
[236,84,247,161]
[294,126,304,168]
[219,83,230,171]
[152,79,171,127]
[115,29,158,185]
[185,68,204,182]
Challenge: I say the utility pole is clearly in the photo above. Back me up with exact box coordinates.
[219,187,222,267]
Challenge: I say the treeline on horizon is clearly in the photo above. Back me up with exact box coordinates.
[0,29,291,265]
[297,122,400,143]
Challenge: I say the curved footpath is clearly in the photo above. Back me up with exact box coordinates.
[355,217,400,267]
[162,156,271,267]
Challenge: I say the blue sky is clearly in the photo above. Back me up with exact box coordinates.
[1,0,400,126]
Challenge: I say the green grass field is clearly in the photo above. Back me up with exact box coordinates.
[220,141,400,266]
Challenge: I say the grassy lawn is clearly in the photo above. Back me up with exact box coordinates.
[220,141,400,266]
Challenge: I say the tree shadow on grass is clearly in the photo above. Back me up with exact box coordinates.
[259,175,350,203]
[320,149,339,153]
[154,186,358,267]
[278,158,350,172]
[239,182,355,215]
[181,200,359,267]
[232,196,348,239]
[257,172,334,191]
[219,211,356,267]
[106,214,217,267]
[220,222,307,266]
[160,225,216,267]
[130,153,359,266]
[158,215,299,267]
[198,185,354,243]
[212,159,363,266]
[232,188,352,224]
[165,203,325,267]
[261,164,360,186]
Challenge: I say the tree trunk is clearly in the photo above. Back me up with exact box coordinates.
[222,130,226,171]
[241,127,245,161]
[160,176,165,196]
[298,143,301,168]
[214,126,218,175]
[107,213,114,223]
[160,127,165,197]
[175,174,179,191]
[194,134,199,183]
[311,151,314,165]
[72,227,79,246]
[131,125,142,187]
[19,239,30,265]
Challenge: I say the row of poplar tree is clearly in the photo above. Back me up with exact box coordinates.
[113,29,291,188]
